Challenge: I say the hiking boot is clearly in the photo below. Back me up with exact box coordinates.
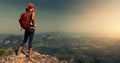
[29,48,33,55]
[27,48,32,57]
[16,46,23,55]
[15,50,21,56]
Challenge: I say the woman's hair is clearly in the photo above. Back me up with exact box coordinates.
[25,6,29,12]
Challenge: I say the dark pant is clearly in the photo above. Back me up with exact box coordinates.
[20,28,35,48]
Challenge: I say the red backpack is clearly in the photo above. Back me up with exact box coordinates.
[19,12,30,29]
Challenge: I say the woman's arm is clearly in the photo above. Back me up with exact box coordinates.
[32,12,37,27]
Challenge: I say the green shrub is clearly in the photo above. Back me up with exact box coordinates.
[0,46,13,55]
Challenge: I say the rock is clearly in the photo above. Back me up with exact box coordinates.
[0,51,63,63]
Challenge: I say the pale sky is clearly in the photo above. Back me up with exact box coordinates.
[0,0,120,37]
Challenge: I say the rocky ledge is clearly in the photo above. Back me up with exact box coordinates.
[0,50,70,63]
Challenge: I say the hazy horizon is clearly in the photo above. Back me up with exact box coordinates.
[0,0,120,37]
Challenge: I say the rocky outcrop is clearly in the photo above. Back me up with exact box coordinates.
[0,51,67,63]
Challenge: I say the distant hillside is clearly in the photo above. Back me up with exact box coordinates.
[0,32,78,49]
[1,32,120,63]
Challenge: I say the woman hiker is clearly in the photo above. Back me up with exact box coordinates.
[16,3,37,57]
